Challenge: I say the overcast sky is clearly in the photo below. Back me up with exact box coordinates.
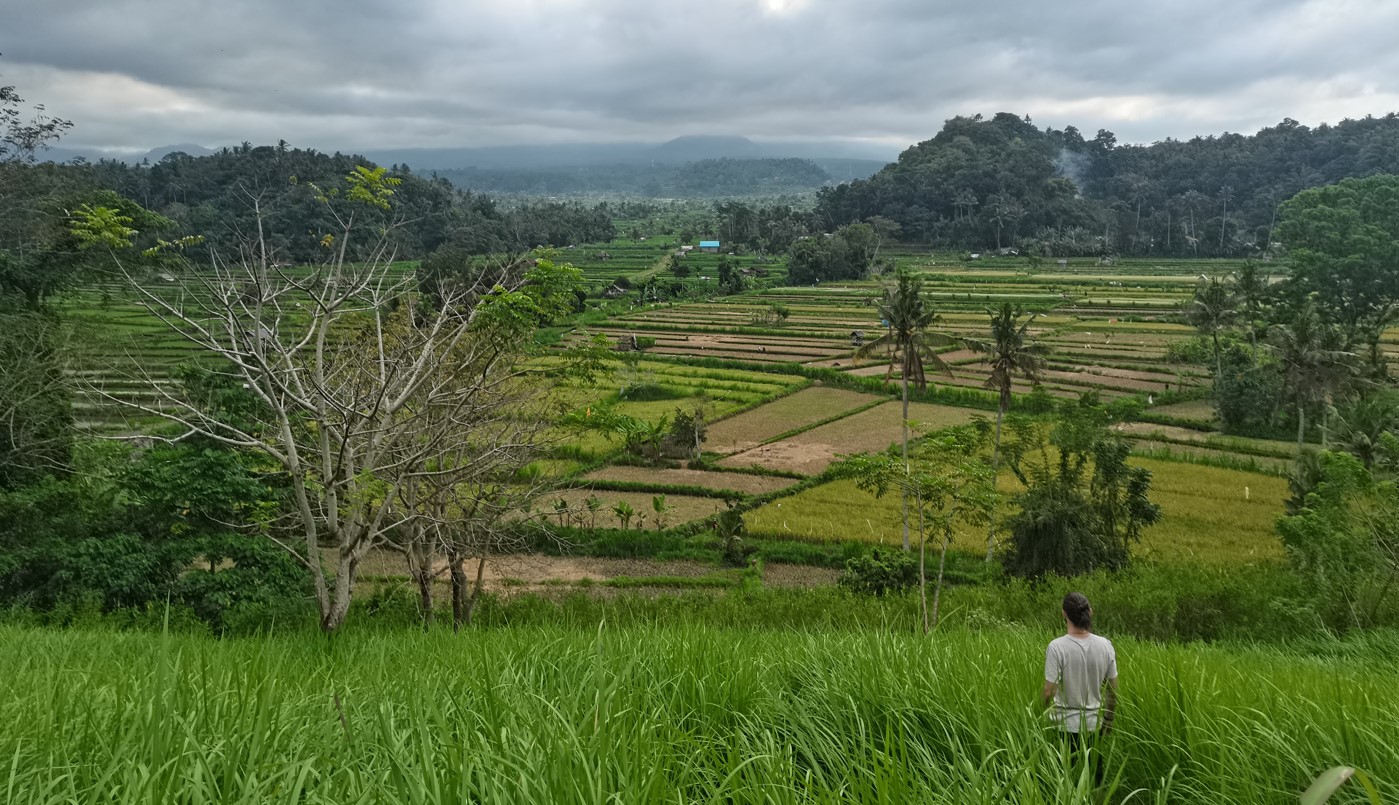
[5,0,1399,155]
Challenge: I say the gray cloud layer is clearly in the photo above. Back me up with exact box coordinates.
[5,0,1398,153]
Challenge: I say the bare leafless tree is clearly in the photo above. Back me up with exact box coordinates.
[75,169,582,631]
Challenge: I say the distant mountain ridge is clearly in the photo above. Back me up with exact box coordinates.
[368,135,898,171]
[35,135,898,172]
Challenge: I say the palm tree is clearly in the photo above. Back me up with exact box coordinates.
[1230,262,1270,361]
[1270,300,1354,449]
[1325,391,1399,470]
[1217,185,1235,252]
[857,267,953,550]
[1186,276,1238,382]
[964,303,1047,561]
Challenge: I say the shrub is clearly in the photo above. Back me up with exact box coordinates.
[839,548,917,596]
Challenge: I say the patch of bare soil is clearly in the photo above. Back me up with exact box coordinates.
[582,465,798,495]
[720,440,836,475]
[763,564,841,588]
[376,553,841,595]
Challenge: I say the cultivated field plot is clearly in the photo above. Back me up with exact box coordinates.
[551,489,729,528]
[745,458,1288,564]
[720,401,978,475]
[581,466,800,495]
[1115,423,1299,459]
[704,387,879,454]
[586,328,849,363]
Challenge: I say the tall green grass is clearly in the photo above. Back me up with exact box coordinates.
[0,623,1392,803]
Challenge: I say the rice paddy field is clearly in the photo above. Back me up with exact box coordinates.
[1,624,1394,804]
[62,247,1319,559]
[33,241,1399,802]
[743,459,1289,564]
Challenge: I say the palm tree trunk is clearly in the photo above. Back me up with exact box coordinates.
[985,401,1005,562]
[1297,402,1306,450]
[1213,332,1223,385]
[1321,393,1332,449]
[901,372,911,552]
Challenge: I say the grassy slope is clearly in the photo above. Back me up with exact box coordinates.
[0,624,1391,804]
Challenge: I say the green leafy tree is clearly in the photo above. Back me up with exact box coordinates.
[857,267,953,550]
[963,303,1046,560]
[1277,174,1399,375]
[1000,398,1161,578]
[1231,261,1272,360]
[0,313,71,490]
[1277,451,1399,629]
[1269,300,1355,449]
[1186,276,1239,381]
[835,426,996,632]
[1324,391,1399,471]
[1,76,72,163]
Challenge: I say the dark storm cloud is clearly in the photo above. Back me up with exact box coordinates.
[4,0,1397,152]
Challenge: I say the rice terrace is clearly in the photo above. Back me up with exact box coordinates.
[5,44,1399,805]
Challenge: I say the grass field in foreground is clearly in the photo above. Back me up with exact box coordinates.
[745,458,1288,564]
[0,625,1391,804]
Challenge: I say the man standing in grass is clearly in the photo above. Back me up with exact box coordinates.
[1042,592,1117,784]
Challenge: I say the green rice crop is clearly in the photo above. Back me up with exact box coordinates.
[0,623,1391,803]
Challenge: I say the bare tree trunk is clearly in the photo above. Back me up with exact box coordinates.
[449,549,468,632]
[932,526,951,630]
[322,554,357,633]
[463,555,488,627]
[406,540,434,631]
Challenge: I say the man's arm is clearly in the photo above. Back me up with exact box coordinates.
[1100,677,1117,734]
[1042,643,1060,709]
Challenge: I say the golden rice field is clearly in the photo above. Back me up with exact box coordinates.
[745,458,1288,565]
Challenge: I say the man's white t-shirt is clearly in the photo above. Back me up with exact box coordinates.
[1044,633,1117,733]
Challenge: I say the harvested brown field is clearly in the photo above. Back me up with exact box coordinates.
[720,401,978,475]
[582,465,799,495]
[705,387,879,454]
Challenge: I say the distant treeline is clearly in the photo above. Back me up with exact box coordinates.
[434,158,851,197]
[2,144,617,272]
[816,112,1399,257]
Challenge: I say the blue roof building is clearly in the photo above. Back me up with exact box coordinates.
[699,240,721,253]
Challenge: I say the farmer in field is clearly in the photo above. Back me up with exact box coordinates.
[1042,592,1117,784]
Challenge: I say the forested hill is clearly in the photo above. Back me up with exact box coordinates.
[12,145,616,266]
[434,157,852,198]
[816,112,1399,257]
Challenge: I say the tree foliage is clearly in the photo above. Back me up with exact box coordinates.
[1277,451,1399,629]
[1000,398,1161,578]
[818,112,1399,256]
[1276,174,1399,371]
